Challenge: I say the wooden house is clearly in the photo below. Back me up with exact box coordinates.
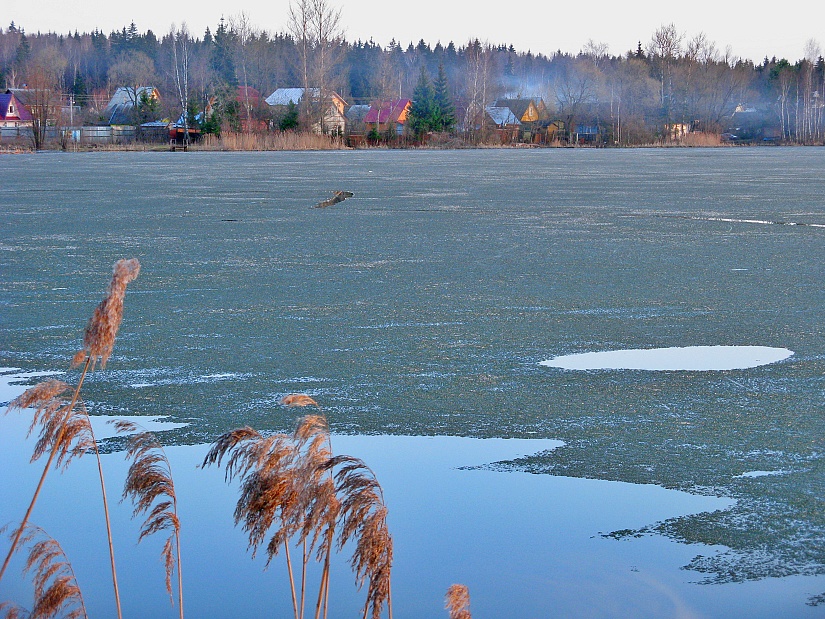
[265,87,347,134]
[0,91,33,127]
[494,98,541,124]
[364,99,412,136]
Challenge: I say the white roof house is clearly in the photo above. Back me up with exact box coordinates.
[265,87,348,135]
[104,86,160,125]
[485,106,520,127]
[265,87,320,107]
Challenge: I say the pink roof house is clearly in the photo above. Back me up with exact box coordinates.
[0,92,33,127]
[364,99,412,135]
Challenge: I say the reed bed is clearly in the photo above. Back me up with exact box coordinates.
[0,260,476,619]
[196,132,347,151]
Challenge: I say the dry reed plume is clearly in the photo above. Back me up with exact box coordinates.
[203,412,393,619]
[0,258,140,619]
[115,421,184,619]
[80,258,141,369]
[445,584,471,619]
[1,524,88,619]
[280,394,320,408]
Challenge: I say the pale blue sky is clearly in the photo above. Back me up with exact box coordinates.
[8,0,824,63]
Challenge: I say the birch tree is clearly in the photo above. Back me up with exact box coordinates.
[170,23,191,145]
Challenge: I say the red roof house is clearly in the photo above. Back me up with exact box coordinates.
[365,99,412,135]
[0,92,33,127]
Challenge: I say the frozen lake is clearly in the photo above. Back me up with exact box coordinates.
[2,148,825,616]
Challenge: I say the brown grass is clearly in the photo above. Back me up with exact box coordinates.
[445,584,471,619]
[196,132,346,151]
[679,132,723,147]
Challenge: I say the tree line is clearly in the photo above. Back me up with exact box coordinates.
[2,6,824,145]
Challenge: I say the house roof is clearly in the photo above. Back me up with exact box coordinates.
[364,99,411,124]
[345,104,371,122]
[0,93,33,121]
[236,86,261,103]
[106,87,158,110]
[495,98,537,122]
[485,106,520,126]
[265,88,319,106]
[104,87,159,125]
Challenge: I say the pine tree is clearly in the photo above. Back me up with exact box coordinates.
[432,61,456,132]
[409,65,434,137]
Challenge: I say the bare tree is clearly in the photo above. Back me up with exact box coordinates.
[229,12,255,131]
[647,23,683,135]
[288,0,314,128]
[554,57,598,144]
[24,46,67,149]
[310,0,344,134]
[462,39,496,142]
[170,23,192,146]
[108,51,158,123]
[287,0,344,133]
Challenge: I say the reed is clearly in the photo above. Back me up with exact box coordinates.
[1,524,88,619]
[445,584,471,619]
[196,132,346,152]
[203,407,393,619]
[115,421,184,619]
[1,259,139,619]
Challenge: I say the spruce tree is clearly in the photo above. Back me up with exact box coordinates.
[432,61,456,132]
[409,65,434,138]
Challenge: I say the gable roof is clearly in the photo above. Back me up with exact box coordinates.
[495,98,538,122]
[236,86,262,104]
[104,87,159,125]
[485,106,520,126]
[106,86,158,110]
[265,87,319,106]
[364,99,412,124]
[0,93,33,121]
[346,104,371,122]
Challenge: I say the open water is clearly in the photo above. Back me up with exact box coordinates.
[2,147,825,617]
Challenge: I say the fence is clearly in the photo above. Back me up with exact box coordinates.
[0,125,139,145]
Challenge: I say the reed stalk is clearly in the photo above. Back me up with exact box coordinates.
[116,421,184,619]
[0,357,91,586]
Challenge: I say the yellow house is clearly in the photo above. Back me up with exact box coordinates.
[494,99,541,124]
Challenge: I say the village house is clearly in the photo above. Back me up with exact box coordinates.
[364,99,412,137]
[265,87,347,134]
[494,98,543,125]
[0,91,33,127]
[104,86,161,125]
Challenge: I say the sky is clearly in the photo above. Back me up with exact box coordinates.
[7,0,825,64]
